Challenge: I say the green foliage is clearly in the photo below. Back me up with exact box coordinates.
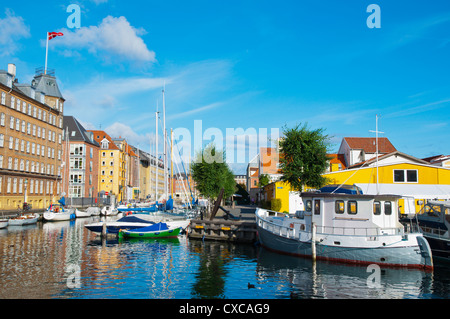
[258,174,270,188]
[279,123,332,192]
[271,198,282,212]
[190,143,237,200]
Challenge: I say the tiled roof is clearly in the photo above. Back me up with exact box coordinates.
[344,137,396,154]
[87,130,120,150]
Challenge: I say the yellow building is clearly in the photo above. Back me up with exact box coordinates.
[0,64,64,210]
[322,151,450,214]
[89,130,126,201]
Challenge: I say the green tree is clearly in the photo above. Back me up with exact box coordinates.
[279,123,332,192]
[258,174,270,188]
[190,143,236,201]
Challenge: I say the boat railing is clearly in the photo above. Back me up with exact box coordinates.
[258,211,411,240]
[419,225,448,239]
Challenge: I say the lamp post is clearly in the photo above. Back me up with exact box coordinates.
[24,178,28,211]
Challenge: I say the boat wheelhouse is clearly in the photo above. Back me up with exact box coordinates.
[256,192,433,270]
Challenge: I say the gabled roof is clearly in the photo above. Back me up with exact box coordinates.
[64,116,100,147]
[348,151,429,169]
[87,130,120,150]
[343,137,396,154]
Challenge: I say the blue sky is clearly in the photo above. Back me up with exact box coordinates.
[1,0,450,173]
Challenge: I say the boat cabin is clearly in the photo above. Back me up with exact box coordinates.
[300,192,403,235]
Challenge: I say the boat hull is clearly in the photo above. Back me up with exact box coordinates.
[423,235,450,262]
[0,220,8,228]
[8,214,39,226]
[119,227,182,239]
[75,209,91,218]
[43,212,76,221]
[85,222,152,234]
[257,225,432,270]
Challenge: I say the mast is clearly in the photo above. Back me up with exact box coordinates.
[171,128,174,198]
[162,83,167,209]
[155,110,159,202]
[369,115,384,194]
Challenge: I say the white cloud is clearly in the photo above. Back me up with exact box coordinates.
[0,9,30,56]
[104,122,155,151]
[54,15,155,63]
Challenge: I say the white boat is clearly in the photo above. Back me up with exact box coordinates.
[43,205,76,222]
[8,213,40,226]
[256,191,434,270]
[75,209,92,218]
[0,219,9,228]
[87,207,101,216]
[101,204,119,216]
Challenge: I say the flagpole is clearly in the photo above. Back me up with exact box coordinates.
[45,32,49,75]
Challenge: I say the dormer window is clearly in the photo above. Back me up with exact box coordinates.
[101,139,109,149]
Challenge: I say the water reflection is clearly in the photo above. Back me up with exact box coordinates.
[0,216,448,299]
[255,248,436,299]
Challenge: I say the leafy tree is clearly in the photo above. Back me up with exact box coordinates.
[258,174,270,188]
[279,123,332,192]
[190,143,236,201]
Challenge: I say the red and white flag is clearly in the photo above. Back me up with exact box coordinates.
[48,32,64,40]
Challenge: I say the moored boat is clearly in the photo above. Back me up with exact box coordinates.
[43,204,76,222]
[415,200,450,262]
[118,222,182,239]
[8,213,40,226]
[256,191,433,270]
[75,208,92,218]
[85,214,157,234]
[0,219,9,228]
[101,204,119,216]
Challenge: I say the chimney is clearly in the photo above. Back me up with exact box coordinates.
[8,63,16,81]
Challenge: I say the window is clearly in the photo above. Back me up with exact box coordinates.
[314,199,321,215]
[348,201,358,215]
[0,134,3,147]
[70,145,84,156]
[335,200,345,214]
[0,113,4,126]
[8,137,13,149]
[384,201,392,215]
[394,169,418,183]
[1,92,5,105]
[305,200,312,212]
[373,201,381,215]
[9,116,14,129]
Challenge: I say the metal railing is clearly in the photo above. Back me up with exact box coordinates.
[257,210,416,240]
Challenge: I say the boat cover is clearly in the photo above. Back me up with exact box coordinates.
[116,215,155,224]
[130,222,169,232]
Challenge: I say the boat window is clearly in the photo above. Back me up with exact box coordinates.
[373,201,381,215]
[335,200,345,214]
[384,201,392,215]
[348,201,357,215]
[314,200,320,215]
[305,200,312,212]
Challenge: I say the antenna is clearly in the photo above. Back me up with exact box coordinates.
[369,114,384,194]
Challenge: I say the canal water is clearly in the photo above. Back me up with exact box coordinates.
[0,215,449,299]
